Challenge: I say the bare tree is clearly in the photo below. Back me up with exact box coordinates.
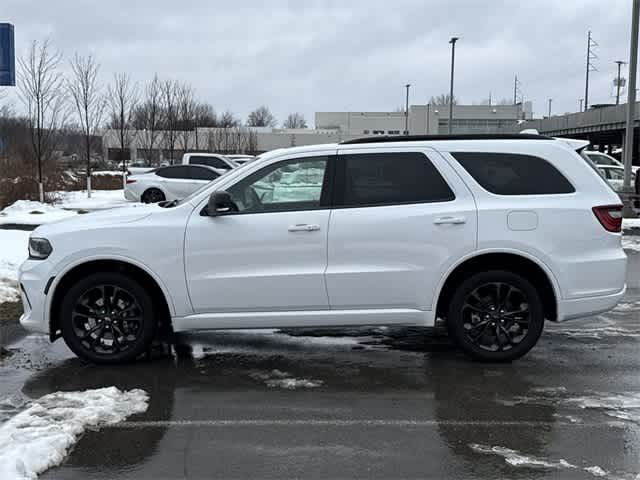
[107,73,138,188]
[137,75,161,166]
[247,105,276,127]
[283,112,307,129]
[193,102,217,149]
[219,110,239,128]
[68,53,106,198]
[428,94,457,106]
[160,79,180,163]
[17,39,68,202]
[177,83,196,154]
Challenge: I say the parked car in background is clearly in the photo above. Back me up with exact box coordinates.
[226,154,256,165]
[596,164,636,193]
[20,134,626,365]
[181,153,237,172]
[124,164,221,203]
[585,150,639,174]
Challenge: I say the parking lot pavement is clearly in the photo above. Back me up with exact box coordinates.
[0,291,638,479]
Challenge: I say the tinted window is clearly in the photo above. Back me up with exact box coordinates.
[228,157,328,213]
[336,152,455,207]
[189,155,231,170]
[156,166,191,179]
[189,166,220,181]
[452,152,575,195]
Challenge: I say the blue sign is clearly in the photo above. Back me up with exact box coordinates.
[0,23,15,86]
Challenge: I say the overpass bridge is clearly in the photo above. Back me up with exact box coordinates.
[511,103,640,163]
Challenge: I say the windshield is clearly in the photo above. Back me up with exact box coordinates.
[161,158,260,208]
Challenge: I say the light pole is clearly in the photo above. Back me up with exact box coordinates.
[615,60,627,105]
[405,83,411,135]
[448,36,459,135]
[579,98,584,112]
[622,0,639,217]
[548,98,552,118]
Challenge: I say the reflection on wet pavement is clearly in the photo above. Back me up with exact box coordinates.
[0,291,636,479]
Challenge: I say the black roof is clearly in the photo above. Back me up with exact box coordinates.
[340,133,552,145]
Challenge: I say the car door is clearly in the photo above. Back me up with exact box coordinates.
[325,146,477,312]
[156,166,198,199]
[184,151,334,314]
[187,166,220,194]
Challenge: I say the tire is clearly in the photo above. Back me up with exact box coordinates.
[141,188,165,204]
[60,272,157,364]
[446,270,544,362]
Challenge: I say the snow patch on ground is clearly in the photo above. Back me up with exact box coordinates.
[0,201,76,225]
[0,230,30,303]
[622,235,640,252]
[550,326,640,340]
[0,191,134,226]
[0,387,148,480]
[469,444,607,477]
[250,370,323,390]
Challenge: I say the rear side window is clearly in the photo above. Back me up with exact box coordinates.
[189,155,231,170]
[451,152,575,195]
[336,152,455,207]
[189,166,220,181]
[156,166,191,179]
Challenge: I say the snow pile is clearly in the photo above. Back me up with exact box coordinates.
[469,444,607,477]
[54,190,129,210]
[622,235,640,252]
[0,201,75,226]
[0,387,148,480]
[0,230,29,303]
[250,370,323,390]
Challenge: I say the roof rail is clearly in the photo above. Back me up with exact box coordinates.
[340,133,553,145]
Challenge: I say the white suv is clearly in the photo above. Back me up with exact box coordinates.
[19,134,627,364]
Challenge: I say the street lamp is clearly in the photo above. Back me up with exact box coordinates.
[405,83,411,135]
[448,36,459,135]
[615,60,627,105]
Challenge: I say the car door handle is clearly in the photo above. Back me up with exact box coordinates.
[288,224,320,232]
[434,216,467,225]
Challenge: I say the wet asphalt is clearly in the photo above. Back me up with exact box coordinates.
[1,291,639,479]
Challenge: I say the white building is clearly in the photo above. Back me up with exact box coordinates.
[315,103,533,136]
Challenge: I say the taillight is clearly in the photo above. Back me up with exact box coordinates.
[592,205,623,232]
[126,178,136,184]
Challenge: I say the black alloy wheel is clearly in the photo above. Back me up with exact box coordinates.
[61,272,156,364]
[447,271,544,362]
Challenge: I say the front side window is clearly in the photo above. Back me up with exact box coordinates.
[336,152,455,207]
[227,157,328,213]
[452,152,575,195]
[190,155,231,170]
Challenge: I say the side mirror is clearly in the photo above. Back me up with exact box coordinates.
[207,190,235,217]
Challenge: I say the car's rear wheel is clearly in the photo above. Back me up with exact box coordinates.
[141,188,165,203]
[60,272,156,364]
[446,271,544,362]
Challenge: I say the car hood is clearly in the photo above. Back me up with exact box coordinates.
[33,204,160,237]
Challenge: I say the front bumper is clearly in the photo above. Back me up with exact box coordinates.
[18,259,53,335]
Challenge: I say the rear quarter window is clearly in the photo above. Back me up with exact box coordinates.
[451,152,575,195]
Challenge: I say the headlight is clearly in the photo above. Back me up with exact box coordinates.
[29,238,53,260]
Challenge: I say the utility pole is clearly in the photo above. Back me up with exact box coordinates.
[585,30,598,110]
[622,0,639,217]
[514,75,518,105]
[448,36,459,135]
[405,83,410,135]
[615,60,627,105]
[579,98,584,112]
[548,98,552,118]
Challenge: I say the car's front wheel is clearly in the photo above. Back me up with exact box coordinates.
[446,271,544,362]
[60,272,156,364]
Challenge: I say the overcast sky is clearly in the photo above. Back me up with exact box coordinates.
[2,0,637,126]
